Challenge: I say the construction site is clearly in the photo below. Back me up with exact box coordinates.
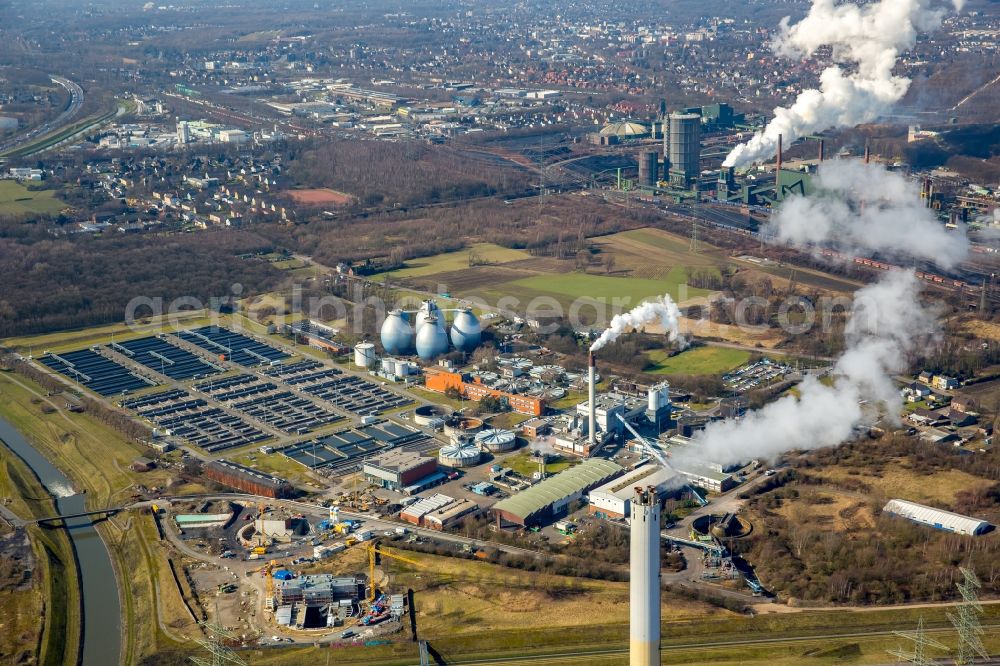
[156,497,428,646]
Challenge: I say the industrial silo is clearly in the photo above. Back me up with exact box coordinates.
[474,428,517,453]
[637,150,658,188]
[380,309,415,355]
[354,342,377,368]
[450,308,482,353]
[438,440,482,468]
[415,316,449,360]
[667,112,701,188]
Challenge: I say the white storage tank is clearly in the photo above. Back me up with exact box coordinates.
[354,342,377,368]
[438,441,482,468]
[475,428,517,452]
[648,382,671,411]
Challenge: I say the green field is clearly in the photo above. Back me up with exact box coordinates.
[382,243,533,280]
[507,266,708,303]
[645,346,751,375]
[502,451,578,476]
[616,228,700,254]
[0,181,64,216]
[1,310,213,355]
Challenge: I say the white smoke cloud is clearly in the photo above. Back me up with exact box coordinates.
[767,160,969,268]
[679,270,938,469]
[590,294,685,352]
[724,0,962,168]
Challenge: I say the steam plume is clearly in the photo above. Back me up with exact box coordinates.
[680,270,937,468]
[767,160,969,268]
[590,294,684,352]
[724,0,962,168]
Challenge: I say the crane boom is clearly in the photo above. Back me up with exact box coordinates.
[615,413,708,506]
[367,542,423,602]
[615,413,674,471]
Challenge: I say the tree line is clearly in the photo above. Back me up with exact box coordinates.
[0,227,282,337]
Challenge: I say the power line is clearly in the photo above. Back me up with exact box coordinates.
[189,619,247,666]
[948,567,990,665]
[886,617,947,665]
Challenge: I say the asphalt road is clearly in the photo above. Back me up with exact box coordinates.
[0,75,83,154]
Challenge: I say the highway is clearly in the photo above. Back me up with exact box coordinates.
[0,75,83,155]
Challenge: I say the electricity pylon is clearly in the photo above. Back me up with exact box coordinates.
[190,620,247,666]
[947,567,989,665]
[887,617,947,665]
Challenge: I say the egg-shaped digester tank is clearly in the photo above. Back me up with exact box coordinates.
[380,309,414,355]
[450,308,482,353]
[414,300,444,335]
[415,315,450,360]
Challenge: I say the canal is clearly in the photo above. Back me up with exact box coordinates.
[0,417,122,666]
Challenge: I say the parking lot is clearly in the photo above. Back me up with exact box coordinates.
[723,359,792,393]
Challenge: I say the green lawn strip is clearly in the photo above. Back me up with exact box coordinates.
[645,346,751,376]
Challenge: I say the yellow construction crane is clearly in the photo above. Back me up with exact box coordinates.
[366,542,422,603]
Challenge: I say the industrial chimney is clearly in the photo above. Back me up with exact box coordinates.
[630,485,660,666]
[588,352,597,448]
[776,133,783,174]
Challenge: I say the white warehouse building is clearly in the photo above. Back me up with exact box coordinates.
[588,463,681,521]
[882,499,992,536]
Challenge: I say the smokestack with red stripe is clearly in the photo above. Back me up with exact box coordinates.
[588,352,596,447]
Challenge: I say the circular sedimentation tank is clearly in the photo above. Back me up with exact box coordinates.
[438,441,482,468]
[443,415,484,438]
[692,514,752,539]
[380,309,415,355]
[475,428,517,452]
[450,308,482,353]
[413,404,450,426]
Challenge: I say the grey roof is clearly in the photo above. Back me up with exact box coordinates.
[883,499,991,535]
[492,458,623,520]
